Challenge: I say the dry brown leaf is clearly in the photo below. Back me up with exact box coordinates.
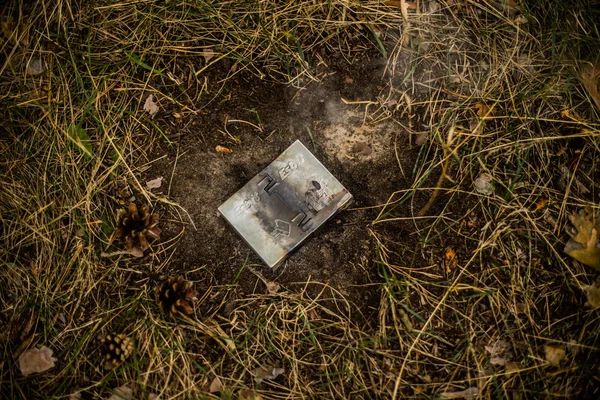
[209,376,222,393]
[238,389,263,400]
[485,339,511,366]
[415,132,428,146]
[582,279,600,309]
[564,207,600,270]
[514,15,527,25]
[444,249,458,273]
[25,58,46,75]
[216,145,233,154]
[474,173,494,195]
[385,0,417,22]
[143,94,159,118]
[580,63,600,109]
[201,48,218,64]
[444,248,458,273]
[266,281,280,294]
[252,365,284,384]
[560,109,588,123]
[18,346,56,376]
[544,345,566,366]
[146,177,163,190]
[560,109,573,120]
[385,0,417,10]
[108,385,134,400]
[535,198,549,211]
[475,103,495,119]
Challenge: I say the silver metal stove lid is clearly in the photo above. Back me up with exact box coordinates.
[218,140,353,268]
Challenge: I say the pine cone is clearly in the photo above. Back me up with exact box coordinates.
[114,203,161,256]
[100,334,133,368]
[158,276,198,316]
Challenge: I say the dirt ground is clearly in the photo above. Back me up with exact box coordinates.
[144,53,432,322]
[2,1,600,399]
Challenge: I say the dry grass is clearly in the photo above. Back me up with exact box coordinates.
[1,0,600,399]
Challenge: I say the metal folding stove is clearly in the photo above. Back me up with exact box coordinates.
[218,140,353,268]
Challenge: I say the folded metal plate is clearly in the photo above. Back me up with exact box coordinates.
[218,140,353,268]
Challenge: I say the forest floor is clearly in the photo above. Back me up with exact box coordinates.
[1,0,600,399]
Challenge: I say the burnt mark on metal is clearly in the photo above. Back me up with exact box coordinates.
[218,140,353,268]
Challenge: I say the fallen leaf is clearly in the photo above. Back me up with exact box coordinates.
[18,346,56,376]
[201,48,218,64]
[544,345,566,367]
[580,63,600,109]
[475,103,495,119]
[535,198,549,211]
[560,109,574,120]
[415,132,428,146]
[148,394,160,400]
[108,385,134,400]
[445,248,458,273]
[413,386,426,395]
[252,365,285,384]
[514,15,527,25]
[474,173,494,195]
[25,58,45,75]
[582,278,600,308]
[238,389,263,400]
[397,307,414,331]
[266,281,280,294]
[485,339,511,366]
[216,145,233,154]
[209,377,222,393]
[429,1,441,13]
[386,0,417,21]
[146,177,163,190]
[567,207,598,247]
[440,387,478,399]
[143,94,159,118]
[564,207,600,270]
[385,0,417,7]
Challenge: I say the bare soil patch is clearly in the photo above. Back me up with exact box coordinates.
[146,54,428,323]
